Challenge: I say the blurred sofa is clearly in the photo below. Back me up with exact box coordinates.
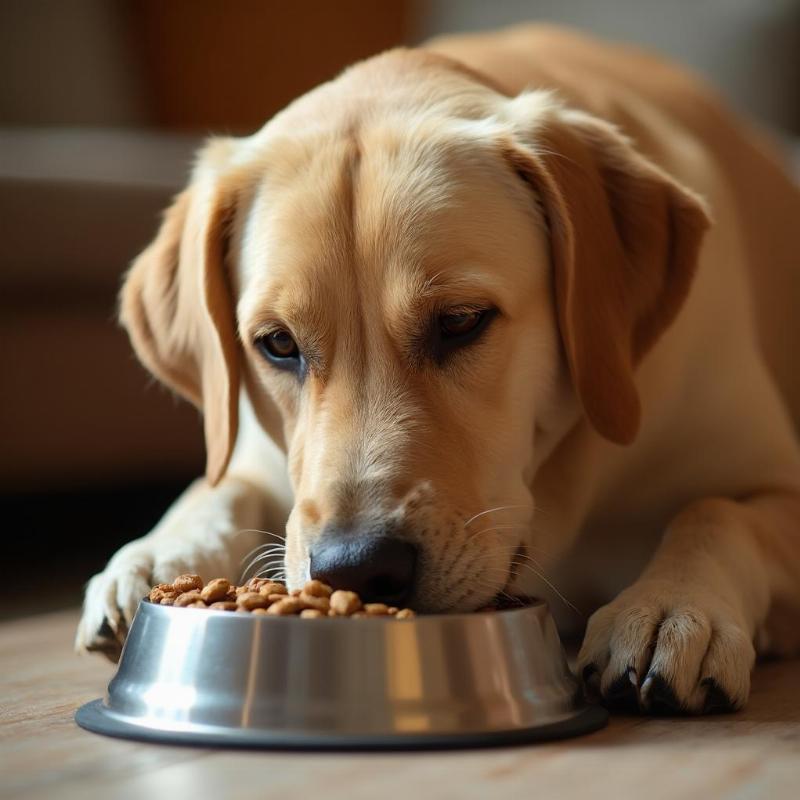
[0,128,205,490]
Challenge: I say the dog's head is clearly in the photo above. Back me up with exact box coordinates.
[121,50,708,610]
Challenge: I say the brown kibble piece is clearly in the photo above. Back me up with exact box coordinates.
[351,611,368,618]
[302,580,333,598]
[266,593,287,603]
[149,583,174,602]
[236,592,270,611]
[300,609,323,619]
[364,603,390,616]
[395,608,415,619]
[299,592,330,612]
[159,593,179,606]
[209,601,237,611]
[290,588,302,597]
[250,607,270,616]
[188,601,207,608]
[267,597,305,615]
[226,586,238,600]
[258,582,288,597]
[173,574,203,593]
[174,590,202,607]
[330,590,362,615]
[387,607,399,615]
[235,584,251,596]
[200,578,231,603]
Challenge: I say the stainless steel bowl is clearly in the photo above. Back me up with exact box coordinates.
[76,599,607,749]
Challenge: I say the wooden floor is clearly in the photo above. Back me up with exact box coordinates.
[2,610,799,800]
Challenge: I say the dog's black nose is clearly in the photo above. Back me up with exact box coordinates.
[309,533,417,606]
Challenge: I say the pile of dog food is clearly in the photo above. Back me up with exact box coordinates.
[148,574,416,619]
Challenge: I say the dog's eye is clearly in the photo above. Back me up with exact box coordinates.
[440,309,484,339]
[256,329,300,362]
[431,307,496,363]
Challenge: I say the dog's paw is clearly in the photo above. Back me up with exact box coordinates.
[75,539,155,660]
[75,536,233,660]
[577,582,755,715]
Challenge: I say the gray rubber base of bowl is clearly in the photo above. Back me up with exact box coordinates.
[75,698,608,751]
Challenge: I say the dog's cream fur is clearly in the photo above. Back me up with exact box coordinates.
[77,26,800,714]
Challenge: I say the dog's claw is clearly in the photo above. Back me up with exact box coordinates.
[642,673,683,715]
[605,668,640,713]
[701,678,736,714]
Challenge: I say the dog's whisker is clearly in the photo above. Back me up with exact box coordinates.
[464,575,519,608]
[239,536,286,564]
[246,544,287,554]
[242,551,287,571]
[463,505,532,529]
[243,545,287,559]
[508,560,583,617]
[251,562,287,580]
[465,543,581,618]
[237,528,287,541]
[462,523,531,547]
[439,526,547,590]
[241,555,287,583]
[241,553,286,578]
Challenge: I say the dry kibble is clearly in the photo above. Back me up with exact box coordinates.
[258,582,288,597]
[200,578,231,603]
[149,576,422,620]
[174,590,202,607]
[330,590,362,616]
[299,592,330,613]
[149,583,174,602]
[209,601,238,611]
[173,574,203,593]
[302,580,333,598]
[267,597,305,615]
[364,603,390,616]
[236,592,270,611]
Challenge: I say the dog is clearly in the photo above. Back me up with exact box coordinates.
[76,24,800,715]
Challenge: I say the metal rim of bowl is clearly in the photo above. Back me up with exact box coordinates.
[75,698,608,751]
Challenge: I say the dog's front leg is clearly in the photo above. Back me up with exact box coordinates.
[577,491,800,714]
[75,473,285,660]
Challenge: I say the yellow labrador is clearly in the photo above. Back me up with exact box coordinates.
[77,25,800,715]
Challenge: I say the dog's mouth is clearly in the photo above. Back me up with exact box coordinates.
[479,594,534,611]
[477,543,536,611]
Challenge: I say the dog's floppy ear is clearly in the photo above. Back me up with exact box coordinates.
[120,139,240,484]
[504,107,710,444]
